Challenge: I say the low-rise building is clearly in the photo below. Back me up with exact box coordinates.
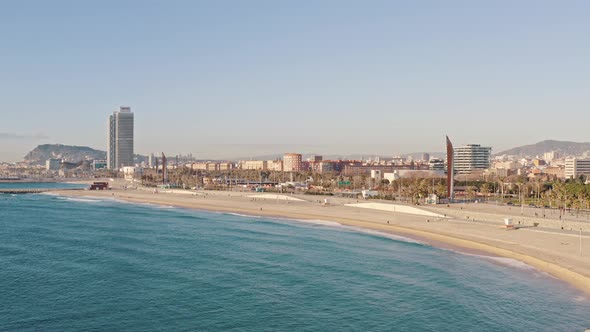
[218,162,234,171]
[240,160,267,170]
[267,160,283,172]
[370,170,383,181]
[344,164,416,176]
[92,160,107,170]
[428,158,445,171]
[544,165,565,179]
[122,166,137,180]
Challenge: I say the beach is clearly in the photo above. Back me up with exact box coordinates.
[53,184,590,296]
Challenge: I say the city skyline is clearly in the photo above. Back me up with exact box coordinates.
[1,1,590,162]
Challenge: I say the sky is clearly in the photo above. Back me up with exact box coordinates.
[1,1,589,161]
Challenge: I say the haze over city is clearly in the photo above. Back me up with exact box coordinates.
[1,1,589,162]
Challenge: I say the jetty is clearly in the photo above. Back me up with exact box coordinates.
[0,188,85,194]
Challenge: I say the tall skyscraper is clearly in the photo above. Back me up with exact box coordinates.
[108,107,134,170]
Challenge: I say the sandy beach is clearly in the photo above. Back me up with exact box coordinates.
[52,185,590,296]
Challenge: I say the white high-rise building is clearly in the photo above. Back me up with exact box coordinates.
[148,153,155,169]
[108,107,134,170]
[454,144,491,174]
[543,151,560,163]
[565,158,590,179]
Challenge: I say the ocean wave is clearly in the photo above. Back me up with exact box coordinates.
[283,218,343,227]
[452,250,539,272]
[222,212,342,227]
[220,212,426,244]
[108,199,176,210]
[225,212,260,219]
[59,197,104,203]
[342,226,425,244]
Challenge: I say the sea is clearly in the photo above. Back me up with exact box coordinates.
[1,183,589,331]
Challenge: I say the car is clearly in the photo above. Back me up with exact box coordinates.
[507,202,513,206]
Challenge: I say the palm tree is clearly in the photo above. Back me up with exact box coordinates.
[480,183,490,201]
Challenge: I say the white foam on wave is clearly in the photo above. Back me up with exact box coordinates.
[56,196,105,203]
[342,226,425,244]
[223,212,342,227]
[225,212,257,219]
[111,199,176,210]
[282,218,342,227]
[223,212,424,245]
[450,249,539,272]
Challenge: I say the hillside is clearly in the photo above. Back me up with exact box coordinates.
[24,144,106,164]
[496,140,590,157]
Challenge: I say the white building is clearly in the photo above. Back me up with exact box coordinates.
[428,158,445,171]
[565,158,590,179]
[543,151,560,163]
[493,161,520,170]
[148,153,155,169]
[108,107,134,169]
[384,172,399,182]
[122,166,137,180]
[454,144,492,174]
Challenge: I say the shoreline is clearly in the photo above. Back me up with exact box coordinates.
[51,188,590,296]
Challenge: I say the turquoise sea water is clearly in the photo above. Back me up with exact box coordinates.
[0,182,86,190]
[1,190,589,331]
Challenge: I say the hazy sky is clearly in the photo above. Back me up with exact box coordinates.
[1,1,589,161]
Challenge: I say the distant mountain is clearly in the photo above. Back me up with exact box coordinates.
[496,140,590,157]
[402,152,446,160]
[24,144,148,165]
[24,144,106,164]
